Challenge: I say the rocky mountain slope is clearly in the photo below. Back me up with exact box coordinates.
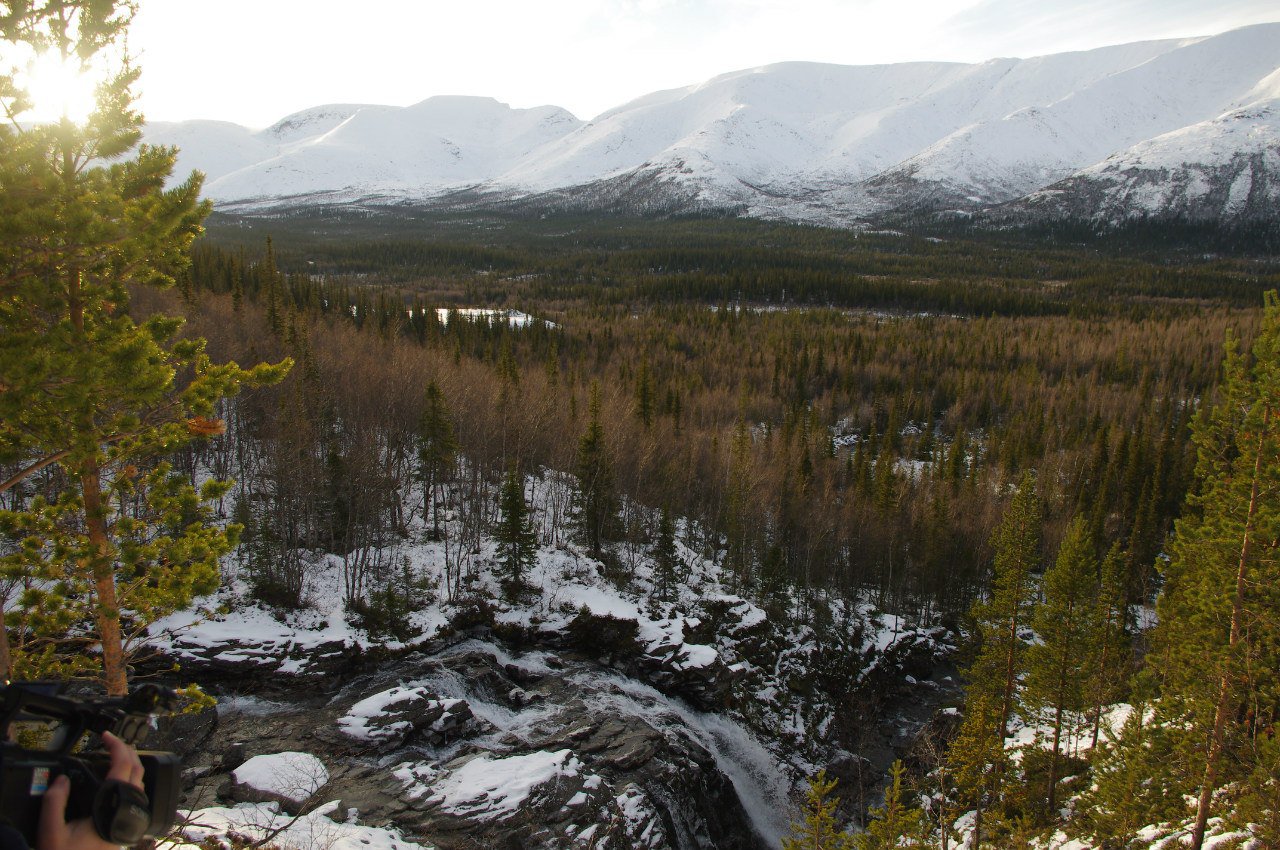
[145,23,1280,228]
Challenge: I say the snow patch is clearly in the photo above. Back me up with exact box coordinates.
[232,752,329,806]
[167,800,431,850]
[425,749,583,822]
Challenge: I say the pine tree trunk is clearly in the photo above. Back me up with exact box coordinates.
[82,465,128,697]
[1047,595,1077,816]
[1047,701,1064,815]
[1190,410,1268,850]
[66,255,127,697]
[1090,614,1114,751]
[0,602,11,681]
[999,562,1028,740]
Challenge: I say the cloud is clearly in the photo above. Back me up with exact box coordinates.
[132,0,1279,126]
[942,0,1280,57]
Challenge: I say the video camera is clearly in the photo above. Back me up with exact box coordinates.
[0,683,181,846]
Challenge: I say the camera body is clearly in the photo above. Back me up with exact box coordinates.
[0,683,181,846]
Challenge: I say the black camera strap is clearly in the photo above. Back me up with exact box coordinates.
[91,780,150,845]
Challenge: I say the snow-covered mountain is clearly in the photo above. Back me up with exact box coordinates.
[147,22,1280,227]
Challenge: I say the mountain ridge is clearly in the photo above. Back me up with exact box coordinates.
[146,22,1280,228]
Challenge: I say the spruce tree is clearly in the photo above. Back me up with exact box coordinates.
[652,505,678,601]
[572,383,617,558]
[417,381,457,541]
[856,760,926,850]
[783,770,856,850]
[495,466,536,600]
[1023,515,1097,819]
[0,0,288,693]
[634,359,654,429]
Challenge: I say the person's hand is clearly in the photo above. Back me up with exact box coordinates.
[38,732,145,850]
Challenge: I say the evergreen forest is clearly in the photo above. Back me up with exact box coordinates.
[144,210,1277,846]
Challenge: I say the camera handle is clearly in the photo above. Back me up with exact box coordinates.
[91,780,151,845]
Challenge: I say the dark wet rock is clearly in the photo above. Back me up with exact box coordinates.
[180,641,772,850]
[638,643,742,712]
[149,702,218,759]
[157,584,959,850]
[563,611,641,660]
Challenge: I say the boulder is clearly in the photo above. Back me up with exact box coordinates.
[337,685,480,750]
[230,751,329,813]
[638,642,742,711]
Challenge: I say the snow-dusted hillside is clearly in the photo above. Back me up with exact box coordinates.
[149,22,1280,226]
[1016,98,1280,224]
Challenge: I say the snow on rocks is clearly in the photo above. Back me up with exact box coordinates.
[611,784,669,848]
[167,800,432,850]
[423,749,585,823]
[337,686,476,750]
[231,752,329,810]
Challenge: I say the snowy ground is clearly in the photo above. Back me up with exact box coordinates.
[167,801,433,850]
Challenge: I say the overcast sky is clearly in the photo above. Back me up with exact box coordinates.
[130,0,1280,128]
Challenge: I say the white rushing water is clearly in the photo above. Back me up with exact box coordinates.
[576,670,793,846]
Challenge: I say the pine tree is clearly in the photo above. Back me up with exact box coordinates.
[573,383,618,558]
[946,690,1007,848]
[417,381,457,541]
[634,359,654,429]
[948,472,1042,845]
[856,760,926,849]
[783,770,857,850]
[971,471,1042,740]
[1023,515,1097,819]
[652,505,678,601]
[495,466,536,600]
[1086,543,1130,751]
[0,1,288,693]
[1075,692,1185,846]
[1143,293,1280,848]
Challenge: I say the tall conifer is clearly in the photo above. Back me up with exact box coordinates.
[948,471,1041,845]
[1143,293,1280,848]
[972,472,1042,741]
[783,771,856,850]
[0,0,288,693]
[573,383,617,558]
[496,466,536,599]
[652,505,678,601]
[856,760,925,849]
[417,381,457,541]
[1024,515,1097,818]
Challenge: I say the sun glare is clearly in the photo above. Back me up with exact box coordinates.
[21,51,98,124]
